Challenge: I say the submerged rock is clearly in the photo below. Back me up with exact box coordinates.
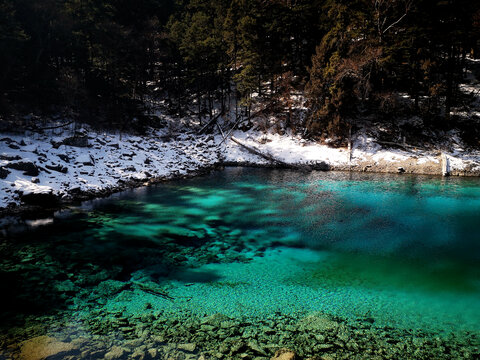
[18,336,77,360]
[177,343,197,352]
[271,349,297,360]
[297,313,338,333]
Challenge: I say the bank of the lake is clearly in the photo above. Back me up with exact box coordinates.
[3,125,480,222]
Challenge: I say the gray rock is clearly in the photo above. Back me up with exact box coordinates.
[5,160,39,176]
[0,167,10,179]
[46,164,68,173]
[63,135,89,148]
[57,154,70,163]
[20,192,59,206]
[0,154,21,161]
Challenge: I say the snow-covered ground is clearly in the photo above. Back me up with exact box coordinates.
[221,129,480,175]
[0,126,219,211]
[3,120,480,213]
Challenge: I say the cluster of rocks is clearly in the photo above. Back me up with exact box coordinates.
[0,129,221,216]
[1,309,478,360]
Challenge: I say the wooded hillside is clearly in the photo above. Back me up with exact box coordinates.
[1,0,479,140]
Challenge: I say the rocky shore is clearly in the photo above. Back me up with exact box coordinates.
[3,121,480,222]
[1,309,478,360]
[0,126,221,221]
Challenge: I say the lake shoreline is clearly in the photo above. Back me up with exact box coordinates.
[2,127,480,222]
[2,308,477,360]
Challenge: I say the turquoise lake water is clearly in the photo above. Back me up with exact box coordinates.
[1,168,480,357]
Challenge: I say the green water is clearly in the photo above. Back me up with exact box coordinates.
[1,168,480,358]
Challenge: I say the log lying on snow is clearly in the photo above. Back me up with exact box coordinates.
[198,111,225,135]
[231,136,316,171]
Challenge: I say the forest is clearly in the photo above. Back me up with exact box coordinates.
[1,0,480,142]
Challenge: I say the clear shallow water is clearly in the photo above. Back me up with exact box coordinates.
[1,168,480,357]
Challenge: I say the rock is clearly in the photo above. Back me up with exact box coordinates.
[76,153,95,166]
[147,349,157,359]
[297,313,339,333]
[20,192,59,206]
[57,154,70,163]
[132,349,146,360]
[62,135,89,148]
[96,279,128,296]
[18,335,77,360]
[8,143,20,149]
[5,160,39,176]
[0,137,14,143]
[271,349,297,360]
[201,313,230,327]
[230,341,246,354]
[247,341,268,356]
[123,166,136,172]
[312,161,330,171]
[104,346,127,360]
[178,343,197,352]
[45,164,68,173]
[0,154,21,161]
[0,167,10,179]
[55,280,77,293]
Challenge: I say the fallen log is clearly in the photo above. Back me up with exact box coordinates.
[375,140,430,152]
[198,111,225,135]
[231,136,309,171]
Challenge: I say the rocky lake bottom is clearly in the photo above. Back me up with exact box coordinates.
[0,168,479,359]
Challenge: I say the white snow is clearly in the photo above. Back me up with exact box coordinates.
[0,126,219,209]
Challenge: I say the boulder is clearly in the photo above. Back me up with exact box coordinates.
[0,167,10,179]
[104,346,128,360]
[5,160,39,176]
[177,343,197,352]
[57,154,70,163]
[18,336,77,360]
[96,279,128,296]
[312,161,330,171]
[297,313,339,333]
[0,154,21,161]
[76,153,94,166]
[46,164,68,173]
[20,192,59,207]
[62,135,89,148]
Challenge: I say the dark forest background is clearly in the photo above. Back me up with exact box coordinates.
[1,0,480,141]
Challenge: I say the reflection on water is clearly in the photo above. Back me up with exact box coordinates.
[1,168,479,359]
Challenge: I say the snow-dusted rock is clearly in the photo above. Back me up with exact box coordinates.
[5,160,39,176]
